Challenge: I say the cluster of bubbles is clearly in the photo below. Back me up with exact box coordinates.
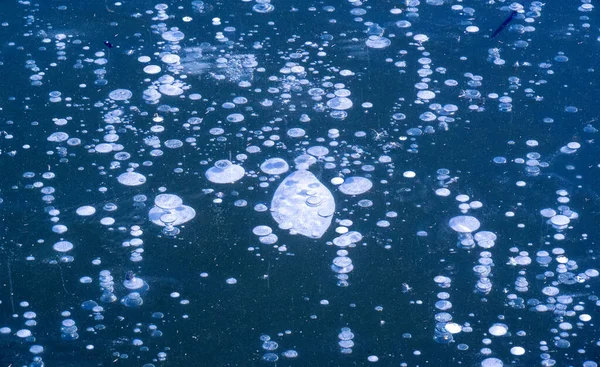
[540,191,579,239]
[98,270,118,303]
[148,193,196,237]
[1,0,600,365]
[330,231,363,286]
[60,317,79,341]
[432,275,461,344]
[337,327,356,354]
[259,334,298,362]
[121,271,149,307]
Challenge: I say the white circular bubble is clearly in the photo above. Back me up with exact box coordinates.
[226,113,245,123]
[542,286,559,296]
[95,143,113,153]
[161,54,180,64]
[307,146,329,158]
[579,314,591,322]
[53,240,74,252]
[52,241,73,252]
[143,65,161,74]
[444,323,462,334]
[414,34,429,42]
[100,217,115,225]
[259,234,278,245]
[287,128,306,138]
[456,194,470,202]
[510,346,525,356]
[253,2,274,13]
[154,194,183,210]
[206,160,245,184]
[29,345,44,354]
[253,225,272,236]
[327,97,353,110]
[118,172,147,186]
[365,36,391,49]
[159,84,184,96]
[435,188,451,197]
[108,89,132,101]
[339,177,373,195]
[449,216,481,233]
[76,205,96,216]
[417,90,435,100]
[52,224,68,234]
[481,357,503,367]
[470,201,483,209]
[16,329,32,338]
[367,355,379,362]
[550,215,570,227]
[260,158,289,175]
[47,132,69,142]
[488,323,508,336]
[162,30,185,42]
